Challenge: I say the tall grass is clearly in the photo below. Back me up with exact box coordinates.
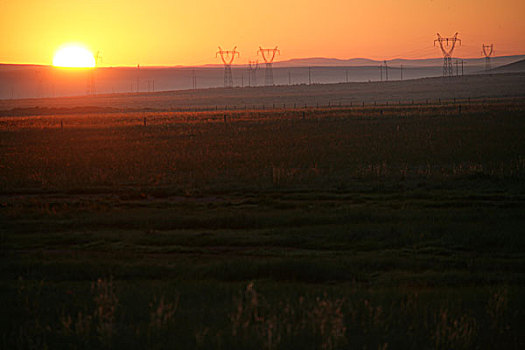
[1,100,524,349]
[6,279,523,349]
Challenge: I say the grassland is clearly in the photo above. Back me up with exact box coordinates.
[1,72,524,113]
[1,98,524,349]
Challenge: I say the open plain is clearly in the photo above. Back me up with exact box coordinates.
[1,73,524,349]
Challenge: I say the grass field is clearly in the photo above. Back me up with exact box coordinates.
[2,73,524,113]
[1,98,524,349]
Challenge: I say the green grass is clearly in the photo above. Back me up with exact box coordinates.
[1,101,524,349]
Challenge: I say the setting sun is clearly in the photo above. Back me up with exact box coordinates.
[53,45,95,68]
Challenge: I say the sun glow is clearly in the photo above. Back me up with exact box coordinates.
[53,45,96,68]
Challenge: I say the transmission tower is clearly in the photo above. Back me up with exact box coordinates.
[434,33,461,77]
[258,46,280,86]
[87,51,101,95]
[216,46,239,88]
[136,64,140,92]
[482,44,494,71]
[192,69,197,89]
[247,60,258,87]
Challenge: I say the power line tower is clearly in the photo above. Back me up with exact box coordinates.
[136,64,140,92]
[434,33,461,77]
[216,46,239,88]
[192,69,197,89]
[384,60,389,81]
[258,46,280,86]
[247,60,258,87]
[482,44,494,71]
[87,51,101,95]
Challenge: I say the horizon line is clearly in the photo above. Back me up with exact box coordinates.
[1,53,524,69]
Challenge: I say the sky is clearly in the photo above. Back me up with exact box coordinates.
[1,0,524,66]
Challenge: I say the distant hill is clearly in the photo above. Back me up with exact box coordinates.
[274,55,525,68]
[1,55,524,99]
[2,55,524,70]
[273,57,378,67]
[491,58,525,73]
[0,63,43,71]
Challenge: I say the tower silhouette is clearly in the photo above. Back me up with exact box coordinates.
[258,46,280,86]
[482,44,494,71]
[216,46,240,88]
[247,60,258,87]
[434,33,461,77]
[87,51,101,95]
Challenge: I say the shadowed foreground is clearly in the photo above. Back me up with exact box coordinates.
[1,100,524,349]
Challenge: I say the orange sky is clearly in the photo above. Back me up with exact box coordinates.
[1,0,524,66]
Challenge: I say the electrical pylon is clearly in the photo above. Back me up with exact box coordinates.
[434,33,461,77]
[482,44,494,71]
[258,46,280,86]
[216,46,239,88]
[136,64,140,92]
[87,51,101,95]
[247,60,258,87]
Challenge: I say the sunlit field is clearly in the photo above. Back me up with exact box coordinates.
[1,100,524,349]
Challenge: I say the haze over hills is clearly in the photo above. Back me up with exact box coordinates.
[194,55,525,68]
[1,55,524,100]
[2,54,524,70]
[491,58,525,73]
[273,55,525,68]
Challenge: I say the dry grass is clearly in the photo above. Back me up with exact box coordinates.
[1,99,524,349]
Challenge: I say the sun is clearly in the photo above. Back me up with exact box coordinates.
[53,45,96,68]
